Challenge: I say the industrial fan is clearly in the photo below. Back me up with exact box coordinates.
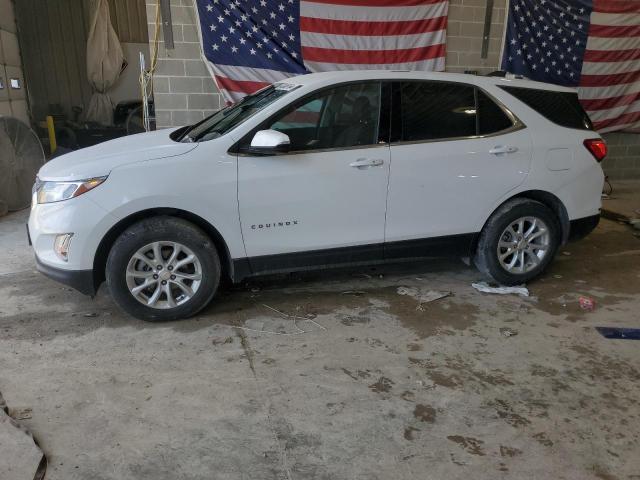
[0,116,45,213]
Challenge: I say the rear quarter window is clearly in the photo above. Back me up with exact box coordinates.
[499,86,593,130]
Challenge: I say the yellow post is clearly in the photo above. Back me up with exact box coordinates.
[46,115,57,154]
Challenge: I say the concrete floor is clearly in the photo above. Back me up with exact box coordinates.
[602,179,640,222]
[1,208,639,480]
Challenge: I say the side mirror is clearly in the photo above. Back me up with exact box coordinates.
[245,129,291,155]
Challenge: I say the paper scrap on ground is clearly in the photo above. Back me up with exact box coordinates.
[8,407,32,421]
[471,281,529,297]
[500,327,519,337]
[0,392,46,480]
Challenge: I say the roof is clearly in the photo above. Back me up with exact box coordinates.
[279,70,577,93]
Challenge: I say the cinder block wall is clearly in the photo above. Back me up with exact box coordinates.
[600,133,640,180]
[0,0,28,124]
[146,0,639,178]
[146,0,223,129]
[445,0,507,74]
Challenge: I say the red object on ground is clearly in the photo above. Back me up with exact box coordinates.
[579,296,596,311]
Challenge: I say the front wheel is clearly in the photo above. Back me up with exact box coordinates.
[106,217,220,321]
[474,199,560,286]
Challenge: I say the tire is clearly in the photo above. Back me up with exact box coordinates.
[106,216,220,321]
[473,198,560,286]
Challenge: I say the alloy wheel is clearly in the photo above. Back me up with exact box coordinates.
[125,241,203,309]
[497,216,550,274]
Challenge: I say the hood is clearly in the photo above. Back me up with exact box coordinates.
[38,128,198,181]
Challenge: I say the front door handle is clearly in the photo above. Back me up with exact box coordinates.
[489,145,518,155]
[350,158,384,168]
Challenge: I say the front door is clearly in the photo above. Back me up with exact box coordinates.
[237,81,390,273]
[385,80,533,258]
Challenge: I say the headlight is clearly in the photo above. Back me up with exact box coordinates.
[36,176,107,204]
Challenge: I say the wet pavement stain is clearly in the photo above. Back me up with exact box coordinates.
[376,286,481,338]
[447,435,486,456]
[413,404,436,423]
[368,377,394,393]
[499,445,522,457]
[491,399,531,428]
[404,426,420,441]
[532,432,554,447]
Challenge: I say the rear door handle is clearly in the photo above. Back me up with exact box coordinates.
[489,145,518,155]
[350,158,384,168]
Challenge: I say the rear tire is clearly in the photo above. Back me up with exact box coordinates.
[473,198,560,286]
[106,216,220,321]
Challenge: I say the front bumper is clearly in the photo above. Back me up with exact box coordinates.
[35,255,96,296]
[28,192,115,295]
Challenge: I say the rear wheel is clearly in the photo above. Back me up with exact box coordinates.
[106,217,220,321]
[474,199,560,286]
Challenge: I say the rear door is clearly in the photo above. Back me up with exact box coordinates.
[237,81,391,272]
[385,81,532,258]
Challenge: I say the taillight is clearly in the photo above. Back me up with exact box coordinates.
[583,138,607,162]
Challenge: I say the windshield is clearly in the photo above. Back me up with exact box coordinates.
[180,83,300,142]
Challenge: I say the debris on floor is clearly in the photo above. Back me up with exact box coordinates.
[500,327,519,338]
[579,296,596,311]
[397,287,451,310]
[0,392,47,480]
[230,304,327,336]
[596,327,640,340]
[8,407,32,421]
[471,282,529,297]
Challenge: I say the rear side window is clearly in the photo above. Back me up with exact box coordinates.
[477,90,513,135]
[499,86,593,130]
[397,82,516,142]
[399,82,477,141]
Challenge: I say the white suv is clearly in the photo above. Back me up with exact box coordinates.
[28,71,605,321]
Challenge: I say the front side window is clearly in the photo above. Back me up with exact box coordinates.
[399,82,477,142]
[180,83,299,142]
[265,82,382,152]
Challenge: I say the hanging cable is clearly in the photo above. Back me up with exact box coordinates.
[139,2,162,131]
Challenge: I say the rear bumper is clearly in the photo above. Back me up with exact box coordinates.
[568,214,600,242]
[36,255,96,296]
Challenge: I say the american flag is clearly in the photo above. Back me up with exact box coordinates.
[502,0,640,133]
[195,0,449,103]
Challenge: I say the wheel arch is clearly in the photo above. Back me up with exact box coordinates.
[472,190,570,254]
[92,208,235,292]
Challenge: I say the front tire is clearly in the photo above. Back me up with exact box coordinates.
[106,216,220,321]
[474,198,560,286]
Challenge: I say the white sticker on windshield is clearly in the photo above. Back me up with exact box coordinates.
[274,82,298,91]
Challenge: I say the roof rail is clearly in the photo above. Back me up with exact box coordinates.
[487,70,528,80]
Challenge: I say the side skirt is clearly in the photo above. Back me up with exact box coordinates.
[231,233,478,282]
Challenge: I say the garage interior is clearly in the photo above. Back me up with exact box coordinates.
[6,0,149,156]
[1,0,640,479]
